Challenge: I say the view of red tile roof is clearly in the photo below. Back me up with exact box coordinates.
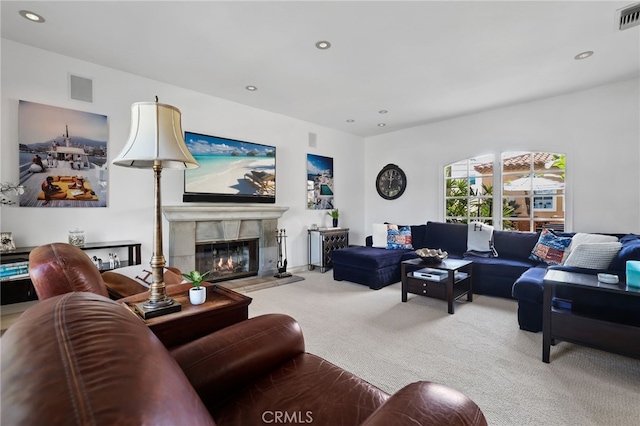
[474,152,556,174]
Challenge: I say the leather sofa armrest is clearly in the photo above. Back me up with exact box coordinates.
[170,314,305,408]
[361,382,488,426]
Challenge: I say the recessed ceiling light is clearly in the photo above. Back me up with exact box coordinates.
[19,10,45,23]
[378,110,388,114]
[245,85,257,91]
[315,41,331,50]
[377,123,386,127]
[574,51,594,60]
[346,119,355,123]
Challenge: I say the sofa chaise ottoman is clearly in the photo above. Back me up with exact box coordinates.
[332,245,418,290]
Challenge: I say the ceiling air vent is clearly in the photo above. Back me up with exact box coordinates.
[617,3,640,30]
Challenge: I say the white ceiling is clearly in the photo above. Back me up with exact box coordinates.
[2,1,639,137]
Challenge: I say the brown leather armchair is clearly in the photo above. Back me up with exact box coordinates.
[1,292,488,426]
[29,242,184,300]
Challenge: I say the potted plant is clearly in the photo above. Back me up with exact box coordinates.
[327,209,339,227]
[182,270,211,305]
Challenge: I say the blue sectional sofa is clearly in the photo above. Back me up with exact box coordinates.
[332,221,640,332]
[333,221,542,296]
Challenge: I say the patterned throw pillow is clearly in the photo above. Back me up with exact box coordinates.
[387,224,413,249]
[529,228,572,265]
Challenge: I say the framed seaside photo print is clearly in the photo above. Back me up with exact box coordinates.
[18,101,108,207]
[307,154,334,210]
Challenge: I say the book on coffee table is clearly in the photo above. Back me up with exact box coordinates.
[413,267,448,281]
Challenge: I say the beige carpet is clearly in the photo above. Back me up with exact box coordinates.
[247,271,640,426]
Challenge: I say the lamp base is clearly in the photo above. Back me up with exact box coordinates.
[134,299,181,319]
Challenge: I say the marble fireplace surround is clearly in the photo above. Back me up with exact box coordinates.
[163,205,289,278]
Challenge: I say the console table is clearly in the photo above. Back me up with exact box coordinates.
[0,240,142,305]
[119,283,252,348]
[542,270,640,363]
[308,228,349,272]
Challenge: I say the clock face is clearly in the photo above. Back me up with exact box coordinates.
[376,164,407,200]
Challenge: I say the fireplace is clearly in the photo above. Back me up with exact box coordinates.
[196,239,259,282]
[163,205,289,278]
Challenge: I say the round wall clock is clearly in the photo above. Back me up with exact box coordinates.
[376,164,407,200]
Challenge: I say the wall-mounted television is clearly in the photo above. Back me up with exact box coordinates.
[183,132,276,204]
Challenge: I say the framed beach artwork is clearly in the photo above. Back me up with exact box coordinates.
[183,132,276,204]
[18,100,108,207]
[307,154,334,210]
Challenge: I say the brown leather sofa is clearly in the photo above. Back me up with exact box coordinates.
[1,292,488,426]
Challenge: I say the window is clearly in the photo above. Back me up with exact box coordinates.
[502,151,565,232]
[444,151,566,231]
[444,154,494,225]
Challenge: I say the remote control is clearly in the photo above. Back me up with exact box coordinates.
[597,273,619,284]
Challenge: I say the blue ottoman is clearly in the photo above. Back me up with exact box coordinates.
[332,246,414,290]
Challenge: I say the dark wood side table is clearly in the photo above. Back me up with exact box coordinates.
[119,283,252,348]
[401,258,473,314]
[542,270,640,363]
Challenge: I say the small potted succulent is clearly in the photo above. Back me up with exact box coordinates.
[182,270,211,305]
[327,209,339,227]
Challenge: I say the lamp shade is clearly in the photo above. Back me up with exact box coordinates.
[113,101,199,169]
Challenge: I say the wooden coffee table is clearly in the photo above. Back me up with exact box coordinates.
[119,283,252,348]
[401,258,473,314]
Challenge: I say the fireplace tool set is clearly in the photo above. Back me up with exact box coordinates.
[275,228,292,278]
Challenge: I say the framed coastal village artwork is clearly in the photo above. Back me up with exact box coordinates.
[18,100,108,207]
[307,153,334,210]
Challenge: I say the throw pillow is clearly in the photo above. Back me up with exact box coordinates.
[372,223,388,248]
[562,232,618,264]
[563,242,623,269]
[529,228,572,265]
[466,221,498,257]
[387,224,413,249]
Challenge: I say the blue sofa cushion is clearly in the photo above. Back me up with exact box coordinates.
[331,246,411,270]
[493,230,540,261]
[410,224,428,249]
[511,266,548,303]
[609,234,640,273]
[425,221,467,257]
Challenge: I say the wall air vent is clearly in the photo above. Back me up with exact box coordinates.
[617,3,640,30]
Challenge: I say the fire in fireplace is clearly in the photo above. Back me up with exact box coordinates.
[195,239,259,282]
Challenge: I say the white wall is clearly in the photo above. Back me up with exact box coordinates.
[0,40,366,270]
[3,39,637,274]
[365,78,640,234]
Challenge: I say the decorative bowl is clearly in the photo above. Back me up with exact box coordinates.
[415,248,448,264]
